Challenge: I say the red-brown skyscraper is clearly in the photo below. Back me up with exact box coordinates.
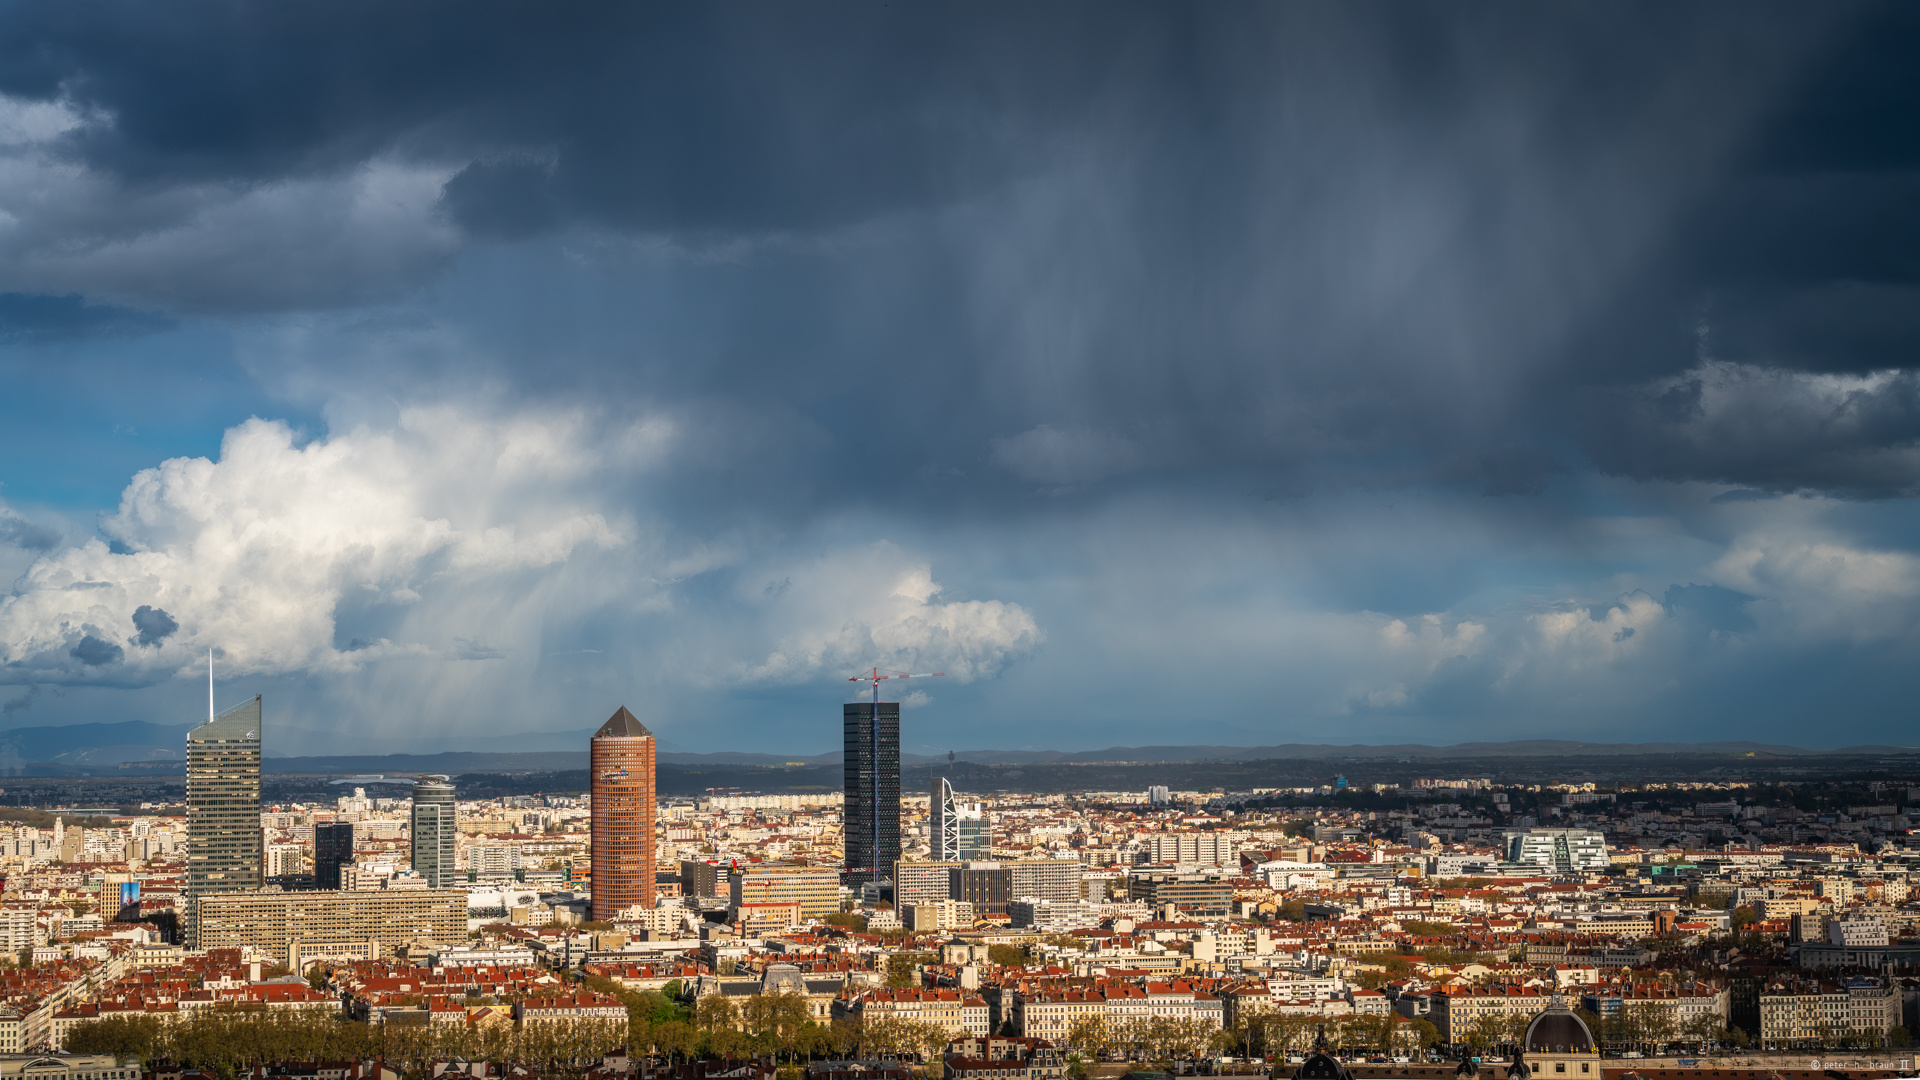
[590,706,656,920]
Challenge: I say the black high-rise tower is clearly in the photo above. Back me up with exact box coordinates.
[842,701,900,887]
[314,821,353,889]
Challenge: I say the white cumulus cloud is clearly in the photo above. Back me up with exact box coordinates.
[0,405,643,685]
[738,542,1044,686]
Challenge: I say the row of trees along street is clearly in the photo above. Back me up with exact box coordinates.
[63,1011,627,1080]
[1067,1012,1441,1068]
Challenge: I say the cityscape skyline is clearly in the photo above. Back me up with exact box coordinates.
[2,4,1919,1074]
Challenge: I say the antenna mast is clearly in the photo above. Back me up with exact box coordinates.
[207,648,215,722]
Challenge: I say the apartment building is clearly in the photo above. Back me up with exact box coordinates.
[1014,989,1106,1044]
[1141,832,1244,866]
[1759,978,1900,1048]
[836,987,990,1037]
[193,888,467,966]
[905,899,976,932]
[1428,986,1549,1044]
[1579,982,1728,1030]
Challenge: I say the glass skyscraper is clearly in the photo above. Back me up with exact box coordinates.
[411,778,457,888]
[842,701,900,886]
[186,695,262,948]
[314,820,353,889]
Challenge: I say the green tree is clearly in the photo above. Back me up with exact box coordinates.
[986,944,1028,967]
[1466,1013,1509,1050]
[653,1019,700,1061]
[740,992,813,1059]
[62,1014,166,1060]
[1066,1015,1108,1059]
[884,951,937,989]
[695,993,742,1034]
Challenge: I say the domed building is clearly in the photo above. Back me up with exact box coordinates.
[1509,997,1599,1080]
[1284,1025,1353,1080]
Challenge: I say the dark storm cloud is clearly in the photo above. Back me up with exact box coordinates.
[0,511,59,551]
[0,684,37,716]
[0,2,1077,231]
[130,605,177,648]
[1663,584,1758,635]
[0,293,170,344]
[0,2,1916,497]
[1588,365,1920,497]
[67,634,122,666]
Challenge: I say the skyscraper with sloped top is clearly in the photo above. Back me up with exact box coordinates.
[186,694,262,948]
[589,706,656,920]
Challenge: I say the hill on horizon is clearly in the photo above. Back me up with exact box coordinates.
[1,716,1914,772]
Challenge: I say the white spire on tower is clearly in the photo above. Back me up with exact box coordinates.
[207,647,215,722]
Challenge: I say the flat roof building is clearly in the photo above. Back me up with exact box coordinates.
[314,821,353,890]
[732,863,840,920]
[844,701,901,887]
[411,778,457,888]
[194,887,467,967]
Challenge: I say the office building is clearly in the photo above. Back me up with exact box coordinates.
[730,863,841,920]
[1009,859,1083,904]
[185,694,263,948]
[411,777,457,888]
[931,777,992,861]
[939,859,1085,917]
[894,860,961,907]
[314,821,353,890]
[680,858,735,900]
[590,706,657,920]
[1126,872,1233,916]
[194,888,467,967]
[843,700,900,886]
[1502,828,1610,873]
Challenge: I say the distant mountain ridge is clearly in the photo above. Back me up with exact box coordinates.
[1,717,1914,773]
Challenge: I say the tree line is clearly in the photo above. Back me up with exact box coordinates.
[63,1010,627,1080]
[1068,1010,1440,1068]
[588,978,958,1064]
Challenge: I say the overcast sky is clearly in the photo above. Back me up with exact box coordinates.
[1,2,1918,756]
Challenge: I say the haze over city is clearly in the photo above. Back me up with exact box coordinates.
[1,3,1919,756]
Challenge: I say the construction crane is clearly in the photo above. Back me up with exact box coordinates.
[847,667,944,704]
[845,667,943,877]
